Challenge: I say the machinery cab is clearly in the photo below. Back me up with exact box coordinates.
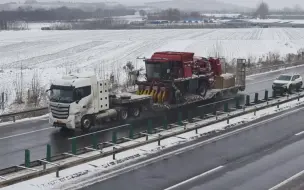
[144,51,195,81]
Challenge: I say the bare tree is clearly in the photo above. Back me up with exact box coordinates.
[13,73,23,104]
[294,4,303,13]
[123,61,135,87]
[139,10,147,17]
[255,2,269,19]
[13,60,24,104]
[285,53,294,63]
[28,71,42,107]
[297,48,304,60]
[208,41,223,58]
[190,11,201,19]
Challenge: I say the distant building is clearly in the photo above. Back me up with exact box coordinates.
[201,13,245,19]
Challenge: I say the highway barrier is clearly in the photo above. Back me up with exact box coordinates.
[0,107,48,122]
[1,88,304,187]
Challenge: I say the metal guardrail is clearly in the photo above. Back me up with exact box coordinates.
[1,88,304,187]
[0,107,48,122]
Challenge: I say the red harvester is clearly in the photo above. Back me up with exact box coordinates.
[136,51,242,105]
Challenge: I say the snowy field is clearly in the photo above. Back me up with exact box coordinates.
[1,28,304,113]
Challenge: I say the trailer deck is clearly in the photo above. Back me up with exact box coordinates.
[111,93,152,105]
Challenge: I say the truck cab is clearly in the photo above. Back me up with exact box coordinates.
[48,73,111,131]
[48,73,152,132]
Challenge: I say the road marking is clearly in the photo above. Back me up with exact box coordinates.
[37,118,49,121]
[0,127,54,140]
[268,169,304,190]
[69,106,304,190]
[295,131,304,136]
[247,78,274,85]
[164,166,224,190]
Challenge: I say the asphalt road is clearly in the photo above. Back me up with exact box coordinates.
[82,105,304,190]
[0,65,304,170]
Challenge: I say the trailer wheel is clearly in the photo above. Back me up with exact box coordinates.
[81,115,92,132]
[130,107,141,117]
[119,109,128,121]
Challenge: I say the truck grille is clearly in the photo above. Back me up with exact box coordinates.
[50,103,70,119]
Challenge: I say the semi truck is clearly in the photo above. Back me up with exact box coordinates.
[47,51,246,132]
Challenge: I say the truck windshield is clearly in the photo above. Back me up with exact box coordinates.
[49,85,75,103]
[277,75,291,81]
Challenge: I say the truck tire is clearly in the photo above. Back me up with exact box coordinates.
[130,107,141,117]
[81,115,92,132]
[119,109,128,121]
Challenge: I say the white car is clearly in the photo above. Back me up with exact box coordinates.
[272,73,303,94]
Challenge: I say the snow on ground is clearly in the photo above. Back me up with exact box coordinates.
[27,22,52,30]
[246,19,304,25]
[1,28,304,113]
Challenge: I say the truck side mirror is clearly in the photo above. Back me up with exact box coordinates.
[45,89,52,99]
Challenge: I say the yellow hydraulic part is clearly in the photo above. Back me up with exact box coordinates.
[150,89,158,102]
[154,91,159,102]
[157,91,163,103]
[137,85,165,103]
[143,89,150,95]
[136,85,145,95]
[161,91,166,103]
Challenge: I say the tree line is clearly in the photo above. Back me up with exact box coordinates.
[254,2,304,19]
[0,6,136,22]
[140,8,202,21]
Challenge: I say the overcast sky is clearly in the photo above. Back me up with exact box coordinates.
[3,0,304,9]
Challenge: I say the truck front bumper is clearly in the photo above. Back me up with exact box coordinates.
[49,115,81,130]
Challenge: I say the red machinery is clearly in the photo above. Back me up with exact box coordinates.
[136,51,223,104]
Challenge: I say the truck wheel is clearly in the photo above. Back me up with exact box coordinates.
[119,109,128,121]
[130,107,141,117]
[81,115,92,132]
